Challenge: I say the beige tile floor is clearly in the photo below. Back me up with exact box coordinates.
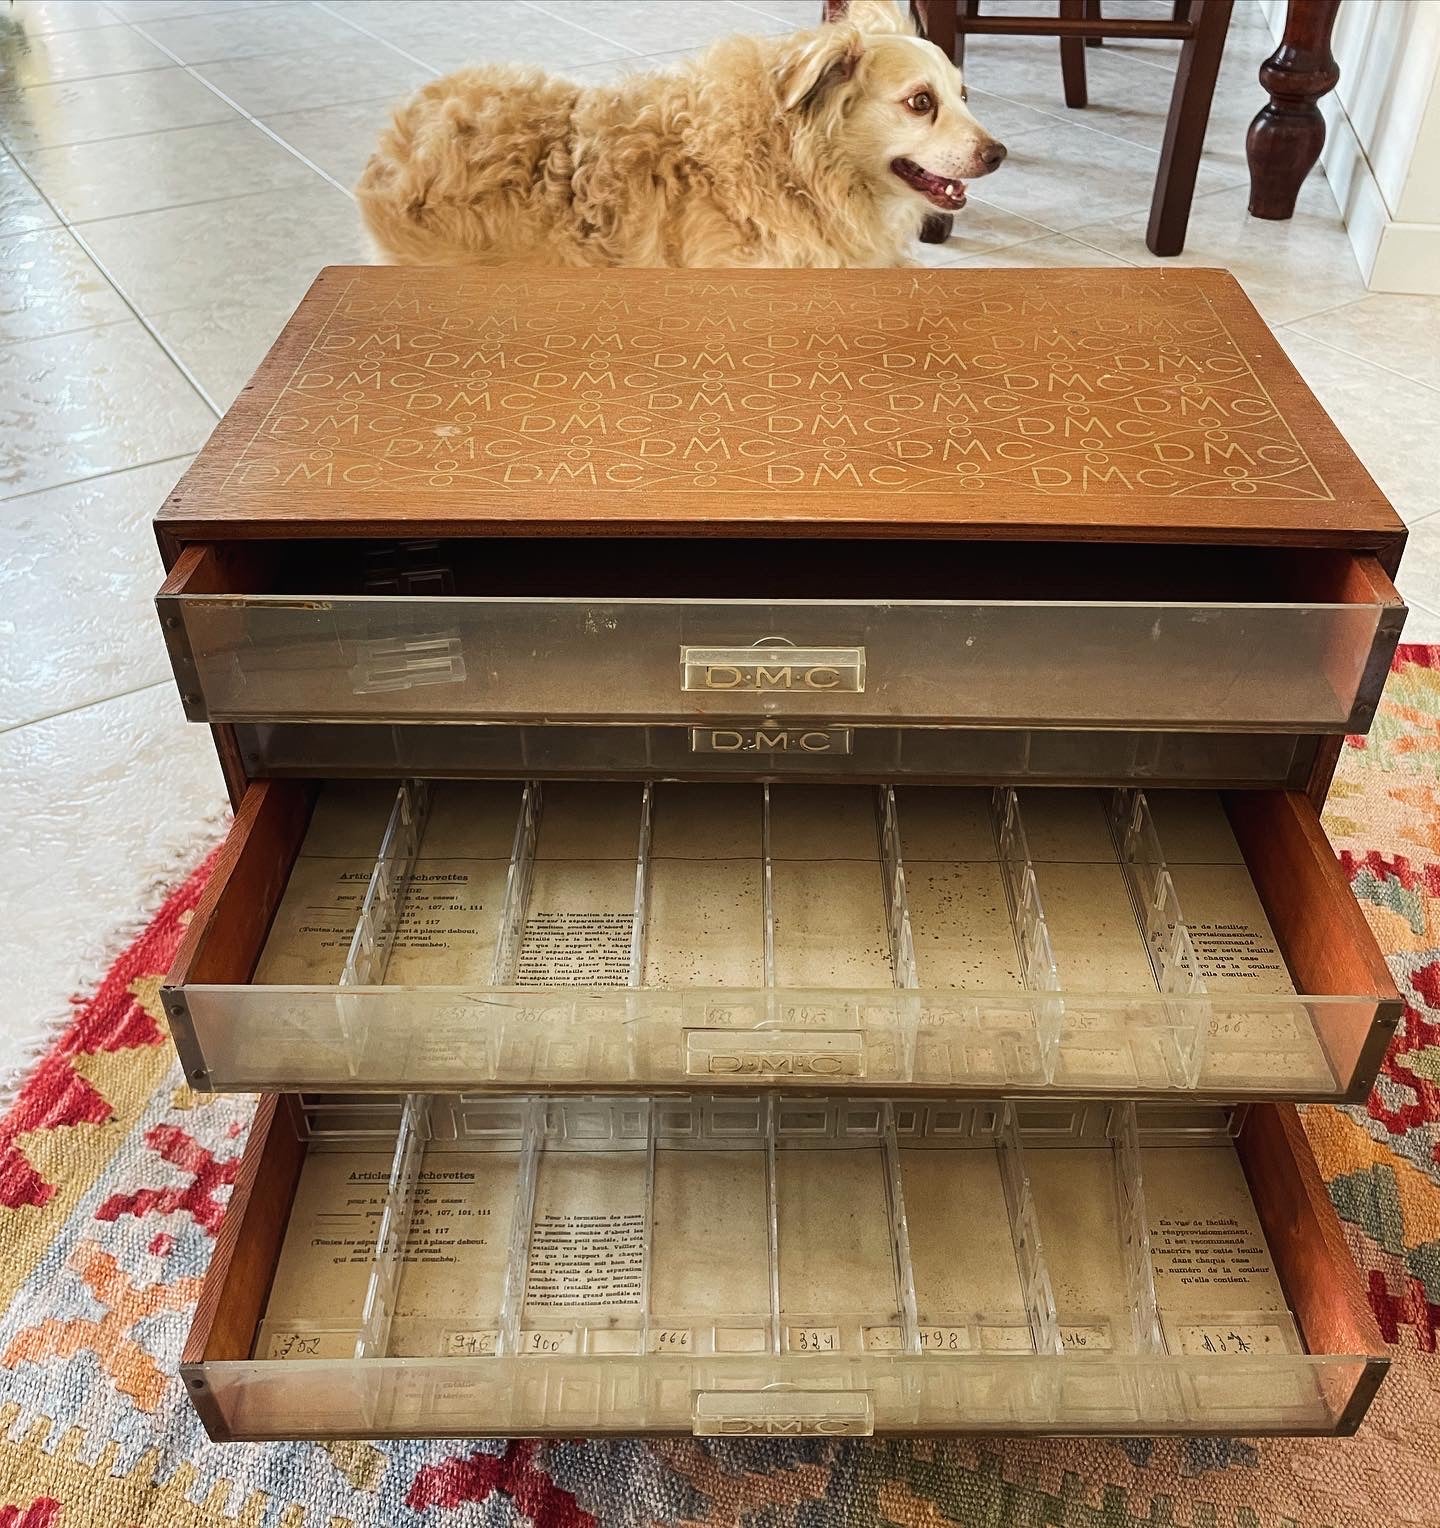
[2,0,1438,1088]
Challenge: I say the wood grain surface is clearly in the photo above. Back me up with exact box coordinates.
[182,1094,307,1445]
[1226,790,1403,1094]
[164,779,315,988]
[1237,1102,1389,1430]
[156,266,1405,554]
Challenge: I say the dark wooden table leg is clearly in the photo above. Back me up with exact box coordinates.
[1247,0,1341,220]
[1146,0,1233,256]
[1084,0,1103,49]
[1059,0,1088,106]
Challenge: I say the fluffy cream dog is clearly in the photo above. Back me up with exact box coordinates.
[357,1,1005,268]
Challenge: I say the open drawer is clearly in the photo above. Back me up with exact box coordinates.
[163,778,1400,1101]
[156,541,1405,733]
[183,1092,1386,1440]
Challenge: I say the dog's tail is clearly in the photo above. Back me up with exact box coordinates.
[356,70,577,266]
[356,104,485,265]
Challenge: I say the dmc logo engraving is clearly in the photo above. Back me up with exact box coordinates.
[711,1417,868,1436]
[694,1391,872,1438]
[703,664,840,690]
[705,1051,859,1077]
[686,1029,864,1079]
[681,645,865,694]
[692,727,853,755]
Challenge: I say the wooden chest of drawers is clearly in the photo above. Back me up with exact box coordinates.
[155,266,1405,1442]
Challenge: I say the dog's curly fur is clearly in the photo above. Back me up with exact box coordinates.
[357,2,1003,269]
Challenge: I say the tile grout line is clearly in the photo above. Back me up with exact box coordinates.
[959,173,1241,249]
[305,0,445,79]
[122,17,368,201]
[519,0,651,58]
[0,313,135,348]
[58,179,350,232]
[1276,324,1440,402]
[987,99,1255,185]
[63,223,225,409]
[0,677,174,739]
[315,0,649,72]
[0,136,223,416]
[0,450,193,507]
[0,3,122,37]
[3,58,185,90]
[0,101,377,156]
[729,1,801,25]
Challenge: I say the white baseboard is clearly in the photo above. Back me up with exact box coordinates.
[1257,0,1440,295]
[1319,90,1440,293]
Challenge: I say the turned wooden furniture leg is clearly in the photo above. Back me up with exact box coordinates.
[1147,0,1233,256]
[1059,0,1088,106]
[1173,0,1192,19]
[1247,0,1341,220]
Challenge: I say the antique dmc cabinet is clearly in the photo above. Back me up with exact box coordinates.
[155,266,1407,1442]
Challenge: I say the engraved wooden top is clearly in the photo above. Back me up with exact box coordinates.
[159,266,1403,550]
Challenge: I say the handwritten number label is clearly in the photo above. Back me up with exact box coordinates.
[787,1325,840,1353]
[1171,1322,1293,1357]
[1059,1323,1113,1352]
[648,1327,693,1353]
[520,1329,577,1356]
[919,1326,970,1353]
[270,1332,324,1360]
[443,1329,498,1357]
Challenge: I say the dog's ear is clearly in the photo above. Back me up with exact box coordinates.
[775,23,864,111]
[844,0,916,35]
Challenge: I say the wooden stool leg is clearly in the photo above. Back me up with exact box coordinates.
[1059,0,1088,107]
[1247,0,1341,219]
[1146,0,1233,255]
[913,0,959,62]
[1085,0,1103,49]
[918,211,954,243]
[1173,0,1192,19]
[956,0,978,69]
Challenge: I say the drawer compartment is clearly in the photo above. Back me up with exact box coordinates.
[156,542,1404,733]
[164,779,1400,1100]
[182,1093,1386,1439]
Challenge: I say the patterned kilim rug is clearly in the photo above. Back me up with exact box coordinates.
[2,651,1439,1528]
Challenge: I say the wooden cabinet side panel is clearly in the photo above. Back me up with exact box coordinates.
[1237,1103,1387,1367]
[183,1095,305,1365]
[1225,790,1401,1091]
[166,780,316,987]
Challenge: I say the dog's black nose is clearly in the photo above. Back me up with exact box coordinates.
[981,141,1008,170]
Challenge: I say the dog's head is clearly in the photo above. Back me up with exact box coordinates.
[775,0,1005,213]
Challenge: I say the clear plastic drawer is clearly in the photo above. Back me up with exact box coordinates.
[164,779,1399,1101]
[181,1092,1386,1440]
[156,542,1404,733]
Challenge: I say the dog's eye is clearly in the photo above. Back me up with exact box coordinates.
[905,90,935,115]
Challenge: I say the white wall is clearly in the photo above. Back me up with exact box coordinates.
[1259,0,1440,292]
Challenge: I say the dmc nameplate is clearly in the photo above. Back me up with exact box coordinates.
[692,1392,873,1437]
[681,645,865,693]
[690,726,853,754]
[685,1029,865,1079]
